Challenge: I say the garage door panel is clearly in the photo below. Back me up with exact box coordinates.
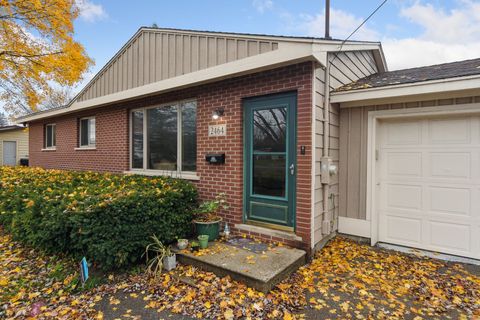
[386,152,422,176]
[428,118,470,144]
[429,186,470,216]
[382,215,422,245]
[378,115,479,260]
[429,221,471,253]
[386,184,422,210]
[429,152,471,179]
[385,121,421,145]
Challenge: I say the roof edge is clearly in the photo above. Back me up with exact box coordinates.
[331,74,480,107]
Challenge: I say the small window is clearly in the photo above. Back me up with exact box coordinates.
[45,124,56,148]
[79,117,96,147]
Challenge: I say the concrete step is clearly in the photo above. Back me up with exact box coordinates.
[172,240,306,293]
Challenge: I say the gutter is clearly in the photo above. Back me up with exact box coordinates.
[331,74,480,107]
[322,54,331,236]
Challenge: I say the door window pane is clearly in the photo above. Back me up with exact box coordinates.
[182,102,197,171]
[253,107,287,152]
[131,111,144,169]
[253,154,286,197]
[147,106,177,170]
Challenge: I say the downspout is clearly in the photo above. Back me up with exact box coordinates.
[322,53,331,235]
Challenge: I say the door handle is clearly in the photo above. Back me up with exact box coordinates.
[289,163,295,175]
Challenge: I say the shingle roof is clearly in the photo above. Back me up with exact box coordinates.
[142,26,380,44]
[335,58,480,92]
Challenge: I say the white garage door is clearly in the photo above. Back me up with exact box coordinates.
[378,115,480,259]
[2,141,17,166]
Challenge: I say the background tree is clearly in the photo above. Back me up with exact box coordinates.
[0,111,9,126]
[0,0,93,116]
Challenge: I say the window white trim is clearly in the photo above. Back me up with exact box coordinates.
[124,170,200,181]
[74,147,97,151]
[129,99,197,177]
[79,116,96,148]
[44,123,56,149]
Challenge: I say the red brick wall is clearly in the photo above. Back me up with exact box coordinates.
[29,62,314,251]
[29,105,130,172]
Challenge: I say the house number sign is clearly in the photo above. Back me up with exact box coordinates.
[208,124,227,137]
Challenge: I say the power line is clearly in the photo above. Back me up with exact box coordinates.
[331,0,388,63]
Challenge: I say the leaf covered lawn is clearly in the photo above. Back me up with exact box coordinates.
[1,229,479,319]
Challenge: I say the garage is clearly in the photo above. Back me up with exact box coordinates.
[377,115,480,259]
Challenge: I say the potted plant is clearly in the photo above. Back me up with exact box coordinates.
[190,241,200,252]
[163,246,176,271]
[177,238,188,250]
[144,235,166,279]
[144,235,176,278]
[198,235,209,249]
[193,193,229,241]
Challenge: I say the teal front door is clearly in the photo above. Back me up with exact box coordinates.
[243,92,296,230]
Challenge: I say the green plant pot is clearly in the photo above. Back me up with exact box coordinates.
[194,219,221,240]
[198,235,209,249]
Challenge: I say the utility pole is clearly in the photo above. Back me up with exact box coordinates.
[325,0,332,39]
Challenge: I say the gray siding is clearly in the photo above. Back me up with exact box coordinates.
[77,30,279,102]
[339,96,480,220]
[313,50,378,245]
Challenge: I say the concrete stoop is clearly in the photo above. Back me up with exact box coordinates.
[173,241,306,293]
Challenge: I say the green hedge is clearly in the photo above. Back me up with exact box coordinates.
[0,167,197,270]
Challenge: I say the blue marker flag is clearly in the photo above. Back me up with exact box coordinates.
[80,257,89,284]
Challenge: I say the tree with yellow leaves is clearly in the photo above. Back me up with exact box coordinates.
[0,0,93,115]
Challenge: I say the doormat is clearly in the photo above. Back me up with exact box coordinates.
[225,237,272,254]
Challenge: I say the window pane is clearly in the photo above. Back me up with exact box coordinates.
[253,154,286,197]
[80,119,89,146]
[147,106,177,170]
[182,102,197,171]
[131,111,144,169]
[253,107,287,152]
[46,125,53,147]
[89,118,96,145]
[52,125,56,147]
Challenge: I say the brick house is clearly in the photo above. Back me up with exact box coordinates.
[19,28,480,259]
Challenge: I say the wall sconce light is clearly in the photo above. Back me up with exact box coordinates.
[212,108,225,120]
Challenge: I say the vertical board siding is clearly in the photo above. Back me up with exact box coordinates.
[313,65,326,245]
[313,50,379,245]
[339,96,480,220]
[77,30,279,102]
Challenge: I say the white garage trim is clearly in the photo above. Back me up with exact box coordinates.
[367,103,480,251]
[338,217,371,238]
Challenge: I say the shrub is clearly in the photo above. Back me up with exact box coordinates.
[0,167,197,270]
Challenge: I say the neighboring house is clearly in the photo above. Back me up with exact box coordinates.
[17,27,480,260]
[0,125,29,166]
